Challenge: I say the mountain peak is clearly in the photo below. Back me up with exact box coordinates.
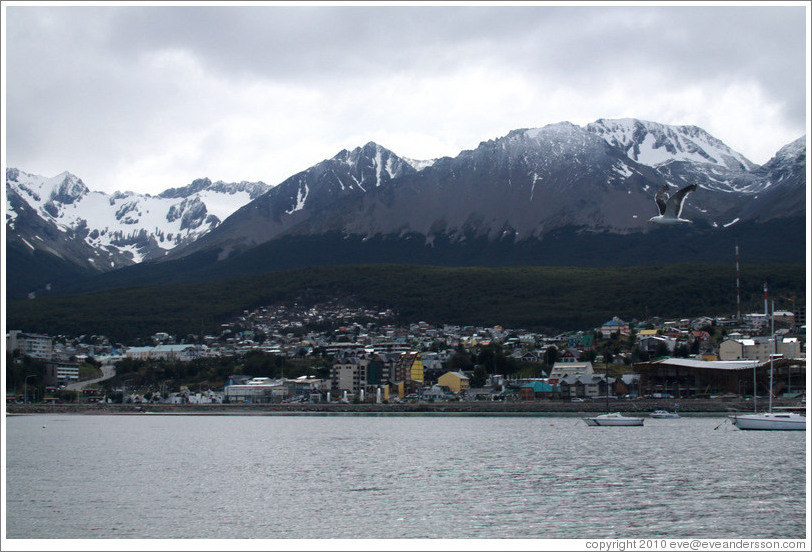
[770,135,806,164]
[51,172,89,205]
[585,118,756,171]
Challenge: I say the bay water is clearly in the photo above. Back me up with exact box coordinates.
[4,414,807,540]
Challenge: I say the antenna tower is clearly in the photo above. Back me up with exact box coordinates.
[735,242,741,320]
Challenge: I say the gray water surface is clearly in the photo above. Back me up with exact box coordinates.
[4,414,806,539]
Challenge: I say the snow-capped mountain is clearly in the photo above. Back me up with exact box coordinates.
[6,169,271,269]
[586,118,757,173]
[170,119,805,264]
[171,142,430,258]
[5,118,805,299]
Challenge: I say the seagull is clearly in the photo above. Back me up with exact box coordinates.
[648,183,697,225]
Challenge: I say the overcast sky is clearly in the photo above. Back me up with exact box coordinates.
[2,2,808,195]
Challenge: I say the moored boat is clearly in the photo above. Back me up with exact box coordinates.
[730,412,805,431]
[650,410,680,419]
[583,412,645,426]
[730,299,806,432]
[583,351,644,427]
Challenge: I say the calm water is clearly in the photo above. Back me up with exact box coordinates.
[4,414,807,540]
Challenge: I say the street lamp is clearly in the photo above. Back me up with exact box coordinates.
[24,374,36,404]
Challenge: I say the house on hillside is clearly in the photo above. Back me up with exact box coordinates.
[568,332,597,354]
[125,344,205,362]
[600,317,630,338]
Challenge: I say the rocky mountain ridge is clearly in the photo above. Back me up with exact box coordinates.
[5,118,805,299]
[6,170,271,269]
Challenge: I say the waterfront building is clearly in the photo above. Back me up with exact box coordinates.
[520,380,558,400]
[437,371,469,396]
[223,377,288,403]
[634,357,806,397]
[547,361,594,384]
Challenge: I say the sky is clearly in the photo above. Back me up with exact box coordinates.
[2,2,809,196]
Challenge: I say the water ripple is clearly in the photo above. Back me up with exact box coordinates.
[5,414,806,539]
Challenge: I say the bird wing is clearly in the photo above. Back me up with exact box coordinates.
[654,185,670,216]
[665,184,697,218]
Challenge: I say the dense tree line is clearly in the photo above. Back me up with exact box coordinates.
[6,262,804,345]
[103,352,331,395]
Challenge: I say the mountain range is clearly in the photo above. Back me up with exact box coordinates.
[5,118,806,300]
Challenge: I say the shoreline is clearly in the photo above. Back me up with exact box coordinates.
[7,397,802,416]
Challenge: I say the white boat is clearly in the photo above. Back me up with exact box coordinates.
[650,410,680,419]
[582,355,644,426]
[730,411,805,431]
[730,299,806,431]
[583,412,645,426]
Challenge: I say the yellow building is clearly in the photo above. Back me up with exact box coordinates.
[438,371,470,395]
[393,352,424,384]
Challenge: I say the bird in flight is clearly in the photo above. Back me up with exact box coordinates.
[648,184,697,224]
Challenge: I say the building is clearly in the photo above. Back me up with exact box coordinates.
[7,331,53,359]
[43,361,80,387]
[633,358,806,397]
[223,377,288,403]
[547,361,594,384]
[520,381,558,400]
[125,344,205,362]
[421,385,451,401]
[637,333,677,356]
[331,356,363,394]
[437,371,469,395]
[718,337,803,362]
[330,353,390,395]
[393,352,424,384]
[599,317,630,338]
[558,374,609,399]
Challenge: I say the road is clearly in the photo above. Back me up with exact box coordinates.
[65,360,117,391]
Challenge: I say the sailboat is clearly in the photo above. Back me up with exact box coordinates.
[583,354,644,427]
[731,301,806,431]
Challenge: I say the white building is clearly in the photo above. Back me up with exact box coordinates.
[718,337,803,362]
[223,377,288,403]
[126,344,206,362]
[7,330,53,359]
[548,361,594,383]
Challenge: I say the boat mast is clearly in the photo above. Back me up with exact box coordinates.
[605,348,610,413]
[769,300,775,414]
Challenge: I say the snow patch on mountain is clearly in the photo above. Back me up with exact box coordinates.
[286,181,309,214]
[6,168,270,264]
[586,118,757,171]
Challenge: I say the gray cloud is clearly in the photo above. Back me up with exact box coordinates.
[4,4,807,194]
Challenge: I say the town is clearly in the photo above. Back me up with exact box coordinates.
[5,297,807,407]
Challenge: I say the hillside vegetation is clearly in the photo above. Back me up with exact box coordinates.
[6,263,805,344]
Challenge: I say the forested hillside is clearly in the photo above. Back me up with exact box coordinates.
[6,263,804,344]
